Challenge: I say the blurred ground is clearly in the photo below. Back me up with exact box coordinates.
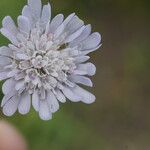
[0,0,150,150]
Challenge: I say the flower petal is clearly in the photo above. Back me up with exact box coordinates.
[69,24,91,47]
[55,89,66,103]
[65,26,85,43]
[18,92,31,115]
[81,44,102,55]
[79,32,101,50]
[54,23,65,39]
[69,75,93,87]
[63,13,75,27]
[2,78,16,94]
[65,15,84,35]
[47,91,59,113]
[49,14,64,33]
[22,5,33,27]
[41,3,51,24]
[3,95,19,116]
[15,80,25,91]
[39,100,52,121]
[0,71,10,80]
[61,86,81,102]
[0,46,13,57]
[2,16,18,35]
[28,0,42,19]
[18,16,31,33]
[32,90,40,111]
[0,28,19,45]
[1,89,17,107]
[0,56,11,66]
[7,69,20,78]
[74,56,90,64]
[72,86,95,104]
[76,63,96,76]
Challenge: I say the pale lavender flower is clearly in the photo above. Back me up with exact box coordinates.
[0,0,101,120]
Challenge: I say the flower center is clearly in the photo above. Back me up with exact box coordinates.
[14,27,77,93]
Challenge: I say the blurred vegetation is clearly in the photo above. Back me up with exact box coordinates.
[0,0,150,150]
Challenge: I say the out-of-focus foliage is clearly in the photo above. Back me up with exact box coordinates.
[0,0,150,150]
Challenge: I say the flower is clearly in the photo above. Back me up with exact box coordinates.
[0,0,101,120]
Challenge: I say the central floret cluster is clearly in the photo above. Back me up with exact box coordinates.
[14,26,76,96]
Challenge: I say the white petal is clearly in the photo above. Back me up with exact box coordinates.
[79,32,101,50]
[2,16,18,35]
[47,91,59,113]
[15,80,25,91]
[49,14,64,33]
[3,95,19,116]
[16,33,27,43]
[69,75,93,87]
[2,78,16,94]
[0,56,11,66]
[32,90,40,111]
[69,24,91,47]
[0,28,19,45]
[0,46,13,57]
[15,72,26,80]
[55,89,66,103]
[72,86,95,104]
[41,3,51,24]
[22,5,33,27]
[28,0,42,19]
[1,89,17,107]
[7,69,20,78]
[63,13,75,27]
[0,71,10,80]
[76,63,96,76]
[9,44,20,51]
[65,26,85,43]
[65,15,84,35]
[61,86,81,102]
[74,56,90,63]
[54,23,65,39]
[18,92,31,115]
[39,100,52,121]
[39,87,46,100]
[18,16,31,33]
[81,44,102,55]
[73,70,87,76]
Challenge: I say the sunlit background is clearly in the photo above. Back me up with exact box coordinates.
[0,0,150,150]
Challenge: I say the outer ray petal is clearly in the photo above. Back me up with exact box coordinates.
[41,3,51,24]
[69,75,93,87]
[75,63,96,76]
[2,16,18,35]
[18,16,31,34]
[71,85,95,104]
[2,78,16,94]
[49,14,64,33]
[79,32,101,50]
[47,91,59,113]
[0,46,13,57]
[18,92,31,115]
[61,86,81,102]
[32,90,40,111]
[55,89,66,103]
[39,99,52,121]
[28,0,42,19]
[3,95,19,116]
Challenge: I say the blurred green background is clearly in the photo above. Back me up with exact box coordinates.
[0,0,150,150]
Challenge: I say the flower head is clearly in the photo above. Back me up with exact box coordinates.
[0,0,101,120]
